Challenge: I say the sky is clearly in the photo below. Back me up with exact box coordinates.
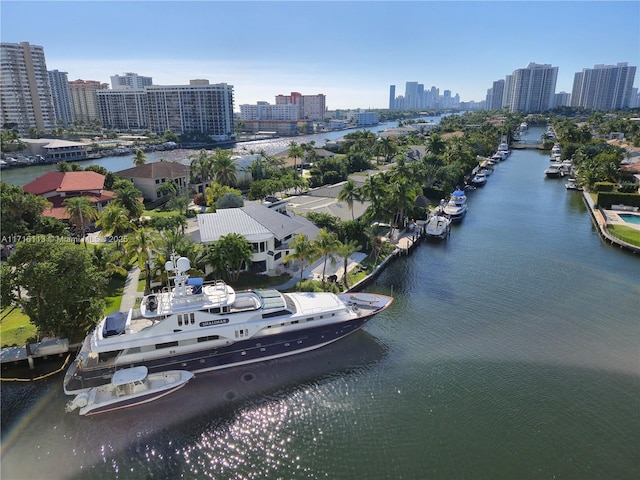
[1,1,639,110]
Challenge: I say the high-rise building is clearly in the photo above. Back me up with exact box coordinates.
[145,80,235,140]
[389,85,396,110]
[97,79,235,140]
[48,70,74,126]
[506,63,558,112]
[68,79,109,124]
[570,63,636,110]
[111,72,153,90]
[275,92,326,121]
[96,89,149,131]
[487,80,505,110]
[0,41,56,133]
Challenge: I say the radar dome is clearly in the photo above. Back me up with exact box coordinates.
[176,257,191,273]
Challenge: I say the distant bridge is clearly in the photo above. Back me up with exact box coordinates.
[511,139,544,150]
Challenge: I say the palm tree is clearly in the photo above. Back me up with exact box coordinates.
[133,149,147,167]
[426,133,446,156]
[114,183,144,221]
[337,179,362,220]
[377,137,397,164]
[314,228,339,288]
[211,148,238,187]
[95,203,132,247]
[124,227,162,294]
[287,141,304,176]
[189,149,214,206]
[335,239,360,289]
[284,233,319,282]
[207,233,253,283]
[91,244,127,279]
[63,196,98,246]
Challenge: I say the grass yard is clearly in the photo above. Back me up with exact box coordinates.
[608,224,640,247]
[0,307,36,348]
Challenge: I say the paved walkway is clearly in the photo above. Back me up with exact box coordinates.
[119,266,141,313]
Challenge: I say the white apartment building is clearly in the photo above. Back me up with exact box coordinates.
[48,70,74,125]
[96,79,235,139]
[96,89,149,131]
[145,80,235,140]
[506,63,558,113]
[68,79,109,124]
[240,101,299,121]
[0,41,56,133]
[570,63,637,110]
[111,72,153,90]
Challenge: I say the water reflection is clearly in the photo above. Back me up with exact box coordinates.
[1,330,387,479]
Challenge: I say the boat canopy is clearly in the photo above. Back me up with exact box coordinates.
[187,277,203,294]
[111,366,148,385]
[103,311,127,338]
[452,190,465,197]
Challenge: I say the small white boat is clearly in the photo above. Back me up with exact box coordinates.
[565,178,582,190]
[425,212,451,240]
[65,366,193,416]
[471,172,488,187]
[443,190,468,222]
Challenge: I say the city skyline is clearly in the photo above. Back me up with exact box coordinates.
[1,1,639,110]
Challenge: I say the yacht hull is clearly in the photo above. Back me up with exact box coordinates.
[64,312,376,395]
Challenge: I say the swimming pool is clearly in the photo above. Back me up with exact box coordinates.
[619,213,640,225]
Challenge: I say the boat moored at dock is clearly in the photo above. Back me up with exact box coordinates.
[63,253,394,395]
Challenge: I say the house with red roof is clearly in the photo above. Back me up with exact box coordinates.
[22,171,116,221]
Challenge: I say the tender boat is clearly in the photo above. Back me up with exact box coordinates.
[565,178,582,190]
[424,210,451,240]
[63,253,394,395]
[443,190,468,222]
[65,366,193,416]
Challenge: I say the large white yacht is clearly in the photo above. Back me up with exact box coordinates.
[63,254,394,395]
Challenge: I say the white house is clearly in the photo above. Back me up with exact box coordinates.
[194,203,319,274]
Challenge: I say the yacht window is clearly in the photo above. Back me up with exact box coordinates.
[156,341,179,349]
[190,313,195,324]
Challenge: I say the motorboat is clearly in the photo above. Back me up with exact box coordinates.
[64,253,394,395]
[443,190,468,222]
[565,178,582,190]
[471,172,488,187]
[65,366,193,416]
[544,163,564,177]
[424,211,451,240]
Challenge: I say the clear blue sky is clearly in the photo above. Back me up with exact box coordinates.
[2,1,639,109]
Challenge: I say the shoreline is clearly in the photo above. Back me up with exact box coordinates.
[582,191,640,254]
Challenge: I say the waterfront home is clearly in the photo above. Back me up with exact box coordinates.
[22,171,116,221]
[115,161,190,202]
[193,203,319,275]
[22,138,88,163]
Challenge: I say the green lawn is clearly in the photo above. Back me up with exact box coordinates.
[608,224,640,247]
[0,307,36,347]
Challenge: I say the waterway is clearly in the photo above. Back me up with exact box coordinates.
[0,119,413,187]
[1,127,639,479]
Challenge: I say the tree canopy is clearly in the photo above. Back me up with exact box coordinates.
[5,241,106,339]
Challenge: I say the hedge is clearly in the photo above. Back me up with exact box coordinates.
[597,192,640,209]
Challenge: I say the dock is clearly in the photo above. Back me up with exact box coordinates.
[1,337,69,370]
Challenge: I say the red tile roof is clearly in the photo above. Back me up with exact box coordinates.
[23,171,105,195]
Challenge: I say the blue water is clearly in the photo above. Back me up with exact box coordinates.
[2,126,639,479]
